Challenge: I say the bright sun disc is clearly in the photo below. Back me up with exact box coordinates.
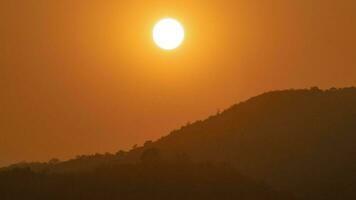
[153,18,185,50]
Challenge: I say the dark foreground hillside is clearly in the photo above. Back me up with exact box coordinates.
[2,87,356,200]
[146,87,356,200]
[0,158,294,200]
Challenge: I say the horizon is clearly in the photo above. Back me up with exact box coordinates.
[1,86,354,167]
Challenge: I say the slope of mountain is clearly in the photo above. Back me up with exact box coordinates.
[151,87,356,200]
[148,87,356,200]
[2,87,356,200]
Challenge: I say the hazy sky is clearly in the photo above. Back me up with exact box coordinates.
[1,0,356,166]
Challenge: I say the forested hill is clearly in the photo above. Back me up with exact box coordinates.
[2,87,356,200]
[149,87,356,200]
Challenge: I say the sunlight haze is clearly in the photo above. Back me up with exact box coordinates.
[1,0,356,167]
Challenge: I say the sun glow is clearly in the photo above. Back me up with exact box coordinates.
[153,18,185,50]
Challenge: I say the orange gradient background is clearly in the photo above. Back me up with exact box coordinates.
[1,0,356,166]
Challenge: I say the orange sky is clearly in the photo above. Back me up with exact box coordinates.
[1,0,356,166]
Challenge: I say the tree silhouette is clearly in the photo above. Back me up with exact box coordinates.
[140,148,161,164]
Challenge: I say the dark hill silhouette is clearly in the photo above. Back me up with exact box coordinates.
[150,87,356,200]
[2,87,356,200]
[0,155,294,200]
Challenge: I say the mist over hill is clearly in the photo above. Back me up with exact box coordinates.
[2,87,356,199]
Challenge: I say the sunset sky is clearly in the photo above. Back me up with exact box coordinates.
[1,0,356,166]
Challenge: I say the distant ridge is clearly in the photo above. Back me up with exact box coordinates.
[2,87,356,200]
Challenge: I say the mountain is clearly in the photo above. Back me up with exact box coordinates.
[148,87,356,200]
[2,87,356,199]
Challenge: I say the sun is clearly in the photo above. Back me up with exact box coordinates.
[153,18,185,50]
